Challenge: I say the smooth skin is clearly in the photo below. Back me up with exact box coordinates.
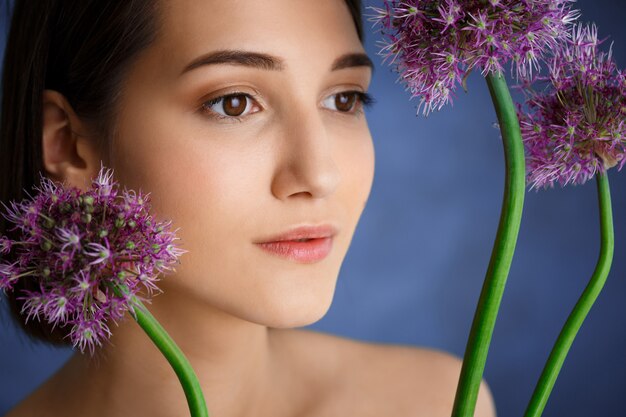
[7,1,496,416]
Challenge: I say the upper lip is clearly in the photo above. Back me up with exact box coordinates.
[254,224,338,243]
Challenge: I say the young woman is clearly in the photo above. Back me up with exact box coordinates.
[1,1,495,416]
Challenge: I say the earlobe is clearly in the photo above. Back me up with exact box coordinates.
[41,90,101,191]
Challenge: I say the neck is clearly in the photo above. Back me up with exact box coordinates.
[65,286,283,417]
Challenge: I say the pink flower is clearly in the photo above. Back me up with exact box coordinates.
[517,23,626,189]
[0,163,188,355]
[367,0,579,115]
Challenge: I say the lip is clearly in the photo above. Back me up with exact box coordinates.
[254,224,338,263]
[254,224,338,243]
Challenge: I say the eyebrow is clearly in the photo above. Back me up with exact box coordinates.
[180,49,375,76]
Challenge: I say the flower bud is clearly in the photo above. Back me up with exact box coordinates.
[40,239,53,251]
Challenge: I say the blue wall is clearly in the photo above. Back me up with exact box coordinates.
[1,1,625,416]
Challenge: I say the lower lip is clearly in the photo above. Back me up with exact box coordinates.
[255,237,333,263]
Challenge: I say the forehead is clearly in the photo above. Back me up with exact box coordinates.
[152,0,364,78]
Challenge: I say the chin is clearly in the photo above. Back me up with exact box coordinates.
[242,278,338,329]
[223,256,341,328]
[267,298,334,329]
[162,257,341,327]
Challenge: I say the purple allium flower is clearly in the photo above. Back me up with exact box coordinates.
[0,162,187,355]
[366,0,579,115]
[518,23,626,189]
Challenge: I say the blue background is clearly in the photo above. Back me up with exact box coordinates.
[1,1,625,416]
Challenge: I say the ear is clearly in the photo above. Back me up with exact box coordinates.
[42,89,103,191]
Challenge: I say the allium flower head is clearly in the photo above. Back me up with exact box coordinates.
[367,0,579,115]
[0,163,187,355]
[518,23,626,189]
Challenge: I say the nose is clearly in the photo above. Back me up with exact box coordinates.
[270,107,340,201]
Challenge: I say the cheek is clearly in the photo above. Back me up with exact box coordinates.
[111,131,266,311]
[339,129,375,219]
[110,109,267,259]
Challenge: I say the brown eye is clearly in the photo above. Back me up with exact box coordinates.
[322,91,370,114]
[202,92,258,120]
[222,94,247,116]
[335,92,357,112]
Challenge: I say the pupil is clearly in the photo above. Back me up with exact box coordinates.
[224,95,247,116]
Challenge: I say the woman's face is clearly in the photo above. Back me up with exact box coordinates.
[110,0,374,327]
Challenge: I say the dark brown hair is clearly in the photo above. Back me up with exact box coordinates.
[0,0,364,346]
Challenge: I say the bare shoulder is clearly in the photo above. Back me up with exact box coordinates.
[278,328,497,417]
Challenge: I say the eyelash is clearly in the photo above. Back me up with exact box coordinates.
[200,90,376,123]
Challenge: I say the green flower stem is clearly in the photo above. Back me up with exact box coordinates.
[524,172,614,417]
[451,73,526,417]
[111,284,209,417]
